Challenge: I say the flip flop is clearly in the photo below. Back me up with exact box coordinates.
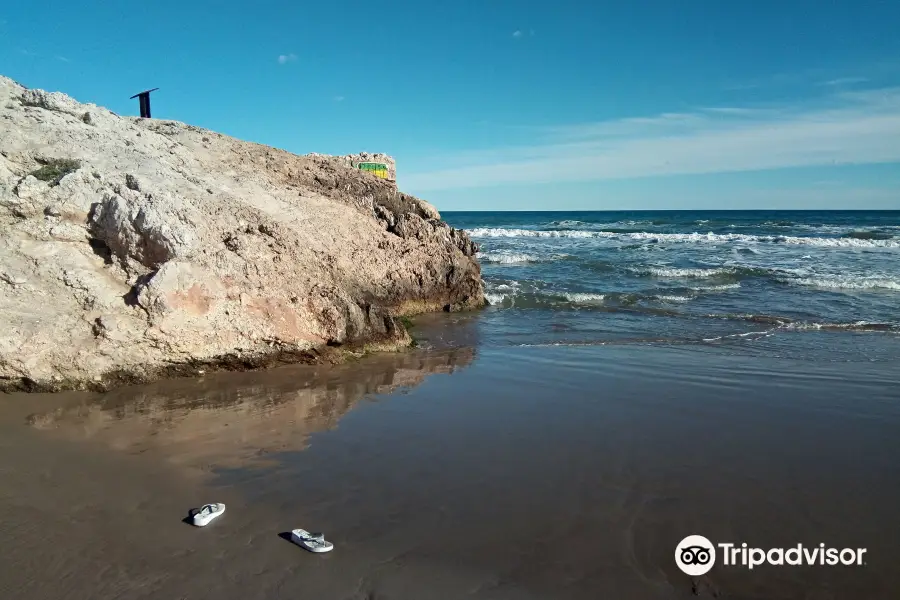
[290,528,334,553]
[191,503,226,527]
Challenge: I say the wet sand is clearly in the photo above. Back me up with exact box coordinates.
[1,340,899,599]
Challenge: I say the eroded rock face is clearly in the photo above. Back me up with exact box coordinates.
[0,75,484,392]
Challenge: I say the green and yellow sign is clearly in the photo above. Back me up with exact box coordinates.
[358,162,390,179]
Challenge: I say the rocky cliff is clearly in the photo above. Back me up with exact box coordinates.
[0,76,484,392]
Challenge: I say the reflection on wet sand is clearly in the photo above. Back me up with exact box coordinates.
[26,348,474,472]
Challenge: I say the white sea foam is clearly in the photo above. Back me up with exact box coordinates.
[563,292,607,303]
[466,228,900,248]
[654,295,693,303]
[478,251,567,264]
[479,252,541,264]
[485,292,511,305]
[468,227,600,238]
[691,283,742,291]
[640,267,734,278]
[790,277,900,291]
[781,321,896,331]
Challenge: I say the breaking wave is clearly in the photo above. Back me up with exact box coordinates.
[562,292,607,304]
[467,228,900,248]
[690,283,742,292]
[478,251,567,264]
[635,267,737,278]
[782,321,899,332]
[655,295,693,303]
[483,287,695,309]
[704,313,899,332]
[789,277,900,291]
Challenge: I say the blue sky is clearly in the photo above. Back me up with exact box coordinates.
[2,0,899,211]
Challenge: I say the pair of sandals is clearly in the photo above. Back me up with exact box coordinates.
[190,503,334,553]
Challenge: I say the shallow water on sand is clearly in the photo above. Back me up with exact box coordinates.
[2,330,899,599]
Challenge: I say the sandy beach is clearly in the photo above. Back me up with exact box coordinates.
[2,334,898,599]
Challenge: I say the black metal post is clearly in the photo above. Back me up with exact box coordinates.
[129,88,159,118]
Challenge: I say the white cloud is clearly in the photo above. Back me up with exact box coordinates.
[334,95,345,102]
[55,55,70,63]
[277,53,297,64]
[403,87,900,191]
[512,30,522,38]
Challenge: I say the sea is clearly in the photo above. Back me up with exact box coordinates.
[442,209,900,361]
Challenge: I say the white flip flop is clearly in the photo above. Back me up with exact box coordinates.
[191,503,226,527]
[290,528,334,553]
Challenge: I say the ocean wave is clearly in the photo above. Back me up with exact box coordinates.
[486,290,608,308]
[468,227,594,238]
[703,330,775,342]
[636,267,734,278]
[790,277,900,291]
[485,288,694,309]
[562,292,607,303]
[654,295,693,303]
[782,321,900,332]
[545,219,654,229]
[705,313,900,332]
[478,251,567,264]
[466,228,900,248]
[484,292,509,305]
[547,219,592,228]
[842,230,896,241]
[691,283,742,291]
[486,282,520,292]
[631,266,774,280]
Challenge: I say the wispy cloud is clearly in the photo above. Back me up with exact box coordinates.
[818,76,868,87]
[404,87,900,191]
[512,30,522,38]
[277,53,297,65]
[55,55,71,63]
[334,95,345,102]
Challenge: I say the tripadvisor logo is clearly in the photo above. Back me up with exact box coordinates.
[675,535,867,575]
[676,535,716,576]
